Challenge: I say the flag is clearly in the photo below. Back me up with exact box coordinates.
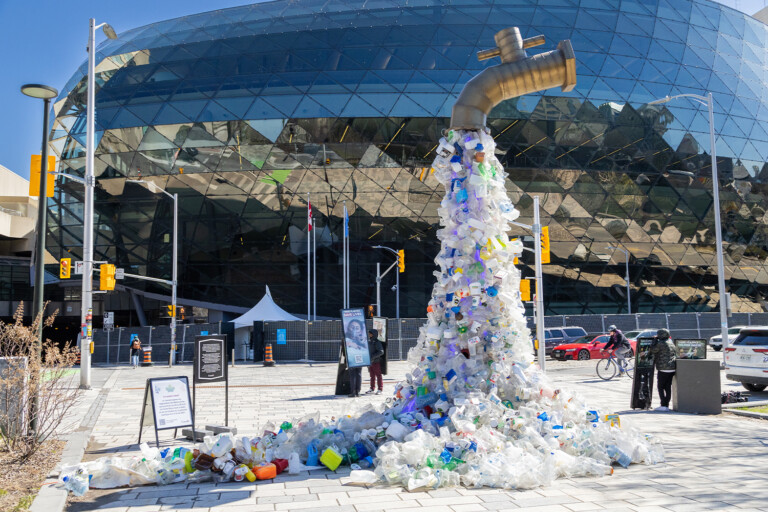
[308,198,312,232]
[344,203,349,237]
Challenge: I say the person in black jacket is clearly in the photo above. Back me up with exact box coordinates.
[364,329,385,395]
[602,325,632,373]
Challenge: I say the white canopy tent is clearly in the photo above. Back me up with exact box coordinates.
[231,286,301,327]
[230,286,300,359]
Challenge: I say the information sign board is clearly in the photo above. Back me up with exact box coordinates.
[341,308,370,368]
[194,335,227,383]
[276,329,287,345]
[138,376,193,447]
[675,339,707,360]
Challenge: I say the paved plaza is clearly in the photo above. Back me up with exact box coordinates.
[62,352,768,512]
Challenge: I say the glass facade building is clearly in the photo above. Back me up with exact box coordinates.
[48,0,768,319]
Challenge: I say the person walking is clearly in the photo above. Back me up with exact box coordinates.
[650,328,677,411]
[130,336,142,368]
[364,329,385,395]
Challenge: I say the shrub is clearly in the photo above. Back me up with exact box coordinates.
[0,303,79,460]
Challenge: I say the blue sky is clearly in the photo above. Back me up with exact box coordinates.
[0,0,765,179]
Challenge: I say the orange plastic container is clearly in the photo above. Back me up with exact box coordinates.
[254,463,277,480]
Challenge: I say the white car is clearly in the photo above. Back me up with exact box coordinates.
[709,326,749,351]
[724,327,768,392]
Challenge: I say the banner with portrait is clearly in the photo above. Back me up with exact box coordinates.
[341,308,370,368]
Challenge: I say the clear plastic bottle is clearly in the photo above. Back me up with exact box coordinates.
[62,472,89,497]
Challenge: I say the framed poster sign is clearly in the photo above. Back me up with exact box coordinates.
[372,317,387,342]
[341,308,370,368]
[139,376,193,447]
[194,335,227,383]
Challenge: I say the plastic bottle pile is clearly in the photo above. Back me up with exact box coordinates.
[60,128,663,495]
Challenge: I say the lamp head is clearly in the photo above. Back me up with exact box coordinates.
[102,23,118,40]
[21,83,58,100]
[647,96,671,106]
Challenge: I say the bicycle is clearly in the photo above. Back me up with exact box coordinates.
[596,349,634,381]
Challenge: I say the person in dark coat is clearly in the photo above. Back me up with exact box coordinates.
[364,329,385,394]
[650,328,677,411]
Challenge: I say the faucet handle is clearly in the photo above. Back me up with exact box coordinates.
[476,47,501,61]
[523,35,545,49]
[477,34,545,61]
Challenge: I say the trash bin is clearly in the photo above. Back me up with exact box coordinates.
[672,359,721,414]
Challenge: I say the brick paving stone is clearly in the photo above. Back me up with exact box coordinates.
[481,502,520,511]
[563,503,604,511]
[417,496,483,507]
[450,504,488,512]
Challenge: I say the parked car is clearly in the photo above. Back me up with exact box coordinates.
[709,326,749,351]
[623,329,659,342]
[533,326,588,356]
[551,334,638,361]
[724,327,768,392]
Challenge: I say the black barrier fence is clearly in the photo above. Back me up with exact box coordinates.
[89,311,768,364]
[89,322,235,365]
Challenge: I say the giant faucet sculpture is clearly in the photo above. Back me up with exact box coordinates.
[61,28,662,495]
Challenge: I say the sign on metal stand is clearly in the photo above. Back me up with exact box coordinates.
[193,335,229,436]
[631,337,656,410]
[138,376,193,448]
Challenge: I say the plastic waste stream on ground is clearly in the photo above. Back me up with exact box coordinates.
[60,129,664,494]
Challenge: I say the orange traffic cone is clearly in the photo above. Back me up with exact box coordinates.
[263,343,275,367]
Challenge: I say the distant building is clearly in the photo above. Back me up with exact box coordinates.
[46,0,768,322]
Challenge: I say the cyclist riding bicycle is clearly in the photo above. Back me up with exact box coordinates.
[601,325,632,373]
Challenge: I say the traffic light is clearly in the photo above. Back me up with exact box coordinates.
[29,155,56,197]
[541,226,550,264]
[99,264,116,291]
[59,258,71,279]
[397,249,405,273]
[166,305,176,318]
[520,278,532,301]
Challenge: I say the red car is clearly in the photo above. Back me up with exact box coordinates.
[551,334,637,361]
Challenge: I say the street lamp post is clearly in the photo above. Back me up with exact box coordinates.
[128,180,178,366]
[649,92,728,348]
[21,83,58,436]
[372,246,400,321]
[605,245,631,314]
[81,18,117,389]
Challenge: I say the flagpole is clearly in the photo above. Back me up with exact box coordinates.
[307,193,311,321]
[346,205,350,308]
[312,214,316,320]
[343,201,348,308]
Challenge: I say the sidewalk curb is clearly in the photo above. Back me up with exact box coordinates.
[723,409,768,420]
[29,370,118,512]
[721,399,768,409]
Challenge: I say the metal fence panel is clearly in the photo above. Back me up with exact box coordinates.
[564,315,603,334]
[636,313,666,329]
[603,315,637,332]
[698,313,721,329]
